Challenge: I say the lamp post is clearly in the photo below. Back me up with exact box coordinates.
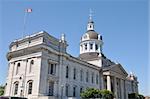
[61,85,64,99]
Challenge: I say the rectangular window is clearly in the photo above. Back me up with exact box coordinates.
[50,64,54,74]
[48,63,56,75]
[73,68,76,80]
[86,72,88,82]
[80,70,83,81]
[66,66,69,78]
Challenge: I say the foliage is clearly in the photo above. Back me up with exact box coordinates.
[80,88,101,98]
[0,85,5,96]
[80,88,114,99]
[128,93,145,99]
[100,89,114,99]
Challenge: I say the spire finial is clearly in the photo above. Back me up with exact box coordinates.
[89,8,93,21]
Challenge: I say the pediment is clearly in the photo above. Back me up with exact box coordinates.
[103,64,128,77]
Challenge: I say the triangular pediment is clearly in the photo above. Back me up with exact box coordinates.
[103,64,128,77]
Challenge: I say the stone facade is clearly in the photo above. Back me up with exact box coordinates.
[4,17,138,99]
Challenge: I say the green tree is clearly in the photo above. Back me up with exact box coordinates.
[80,88,114,99]
[100,89,114,99]
[0,85,5,96]
[128,93,145,99]
[80,88,102,99]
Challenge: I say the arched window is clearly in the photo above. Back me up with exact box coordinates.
[27,80,33,94]
[65,84,69,96]
[16,63,20,75]
[48,82,54,96]
[73,86,76,97]
[14,81,19,95]
[80,87,83,93]
[29,60,34,73]
[66,66,69,78]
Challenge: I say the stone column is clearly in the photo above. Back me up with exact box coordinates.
[101,75,104,89]
[107,75,111,91]
[114,77,118,99]
[120,79,124,99]
[93,43,96,51]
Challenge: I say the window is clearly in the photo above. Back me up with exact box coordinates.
[29,60,34,73]
[100,36,103,40]
[48,82,54,96]
[73,68,76,80]
[80,87,83,93]
[95,44,98,50]
[73,86,76,97]
[28,81,33,94]
[66,66,69,78]
[80,70,83,81]
[92,72,94,83]
[65,84,69,96]
[16,63,20,75]
[86,71,89,82]
[14,82,19,95]
[48,63,56,75]
[96,74,99,84]
[85,43,87,50]
[90,43,93,50]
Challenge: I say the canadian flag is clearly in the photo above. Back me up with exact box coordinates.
[25,8,32,13]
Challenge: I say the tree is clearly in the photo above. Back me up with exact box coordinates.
[128,93,145,99]
[80,88,102,99]
[100,89,114,99]
[0,85,5,96]
[80,88,114,99]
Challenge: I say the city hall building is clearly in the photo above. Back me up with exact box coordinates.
[4,16,138,99]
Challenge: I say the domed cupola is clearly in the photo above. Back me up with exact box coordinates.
[79,13,103,61]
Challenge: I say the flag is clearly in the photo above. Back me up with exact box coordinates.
[25,8,32,13]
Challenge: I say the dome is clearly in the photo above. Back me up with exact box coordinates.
[86,30,98,39]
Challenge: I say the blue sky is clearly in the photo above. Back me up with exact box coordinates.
[0,0,149,96]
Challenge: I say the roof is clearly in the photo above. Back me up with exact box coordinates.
[86,30,99,39]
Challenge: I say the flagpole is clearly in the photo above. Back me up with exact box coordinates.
[22,8,32,38]
[22,11,27,38]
